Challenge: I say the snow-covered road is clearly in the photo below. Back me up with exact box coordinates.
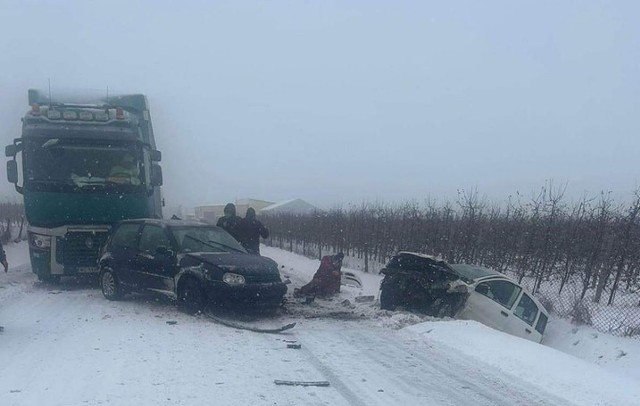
[1,243,638,406]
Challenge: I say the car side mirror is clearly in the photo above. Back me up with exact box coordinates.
[475,284,489,295]
[7,160,18,183]
[150,164,163,186]
[150,150,161,162]
[155,246,174,260]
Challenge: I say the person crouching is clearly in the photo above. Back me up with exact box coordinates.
[294,252,344,298]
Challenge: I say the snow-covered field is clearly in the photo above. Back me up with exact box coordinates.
[1,242,639,406]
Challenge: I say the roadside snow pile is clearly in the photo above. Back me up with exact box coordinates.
[406,320,640,406]
[543,317,640,381]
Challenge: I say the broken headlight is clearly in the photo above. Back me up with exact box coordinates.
[223,272,245,286]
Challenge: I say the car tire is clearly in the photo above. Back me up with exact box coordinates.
[100,268,122,300]
[380,282,397,311]
[178,277,205,314]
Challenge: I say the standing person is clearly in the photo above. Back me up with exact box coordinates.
[294,252,344,298]
[238,207,269,255]
[0,242,6,273]
[0,242,7,332]
[216,203,242,241]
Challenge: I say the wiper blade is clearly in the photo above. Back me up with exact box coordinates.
[28,179,68,185]
[207,240,244,253]
[184,234,227,252]
[183,234,244,253]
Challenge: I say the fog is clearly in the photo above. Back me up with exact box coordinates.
[1,0,639,210]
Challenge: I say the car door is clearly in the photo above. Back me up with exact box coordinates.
[504,292,543,342]
[458,278,522,333]
[106,223,142,290]
[135,224,176,293]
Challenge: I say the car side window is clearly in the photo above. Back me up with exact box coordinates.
[513,293,539,326]
[110,224,140,249]
[536,312,548,335]
[475,280,522,309]
[139,225,171,253]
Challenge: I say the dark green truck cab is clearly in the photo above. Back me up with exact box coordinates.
[6,89,164,281]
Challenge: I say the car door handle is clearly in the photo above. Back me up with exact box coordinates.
[500,311,509,317]
[525,328,532,334]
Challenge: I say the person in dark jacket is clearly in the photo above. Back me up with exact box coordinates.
[216,203,242,241]
[238,207,269,255]
[0,242,7,332]
[294,252,344,297]
[0,242,7,273]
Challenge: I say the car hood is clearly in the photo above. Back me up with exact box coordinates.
[183,252,280,277]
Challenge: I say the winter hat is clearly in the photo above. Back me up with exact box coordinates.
[246,207,256,219]
[224,203,236,216]
[335,252,344,261]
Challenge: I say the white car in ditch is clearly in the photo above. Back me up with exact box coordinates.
[379,252,550,343]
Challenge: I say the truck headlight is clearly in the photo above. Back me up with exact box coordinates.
[29,233,51,249]
[223,272,245,286]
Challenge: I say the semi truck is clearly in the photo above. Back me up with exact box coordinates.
[5,89,163,282]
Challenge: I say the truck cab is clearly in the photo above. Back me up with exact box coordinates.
[6,89,163,282]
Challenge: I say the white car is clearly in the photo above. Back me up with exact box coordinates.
[379,252,549,343]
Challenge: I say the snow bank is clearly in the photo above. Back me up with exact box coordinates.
[406,320,640,406]
[543,317,640,381]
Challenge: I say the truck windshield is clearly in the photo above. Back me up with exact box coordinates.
[23,138,145,192]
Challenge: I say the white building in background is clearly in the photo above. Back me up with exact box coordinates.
[194,198,319,223]
[194,198,274,223]
[259,199,319,215]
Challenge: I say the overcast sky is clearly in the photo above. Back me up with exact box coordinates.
[1,0,639,210]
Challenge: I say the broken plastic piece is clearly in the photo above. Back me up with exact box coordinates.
[274,380,330,387]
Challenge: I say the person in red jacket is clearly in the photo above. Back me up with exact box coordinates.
[294,252,344,297]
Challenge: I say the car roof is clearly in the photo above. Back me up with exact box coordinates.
[450,263,504,281]
[396,251,444,261]
[450,263,550,315]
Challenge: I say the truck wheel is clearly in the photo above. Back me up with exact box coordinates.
[178,277,205,314]
[380,283,397,311]
[100,268,122,300]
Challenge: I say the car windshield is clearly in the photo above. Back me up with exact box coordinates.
[170,226,246,254]
[23,138,144,192]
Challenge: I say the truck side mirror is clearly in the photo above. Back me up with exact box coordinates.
[6,160,18,183]
[5,145,17,157]
[150,164,163,186]
[150,150,161,162]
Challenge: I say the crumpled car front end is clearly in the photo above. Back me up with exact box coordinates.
[179,252,288,310]
[379,252,469,318]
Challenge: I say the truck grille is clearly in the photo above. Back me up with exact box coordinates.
[62,231,109,267]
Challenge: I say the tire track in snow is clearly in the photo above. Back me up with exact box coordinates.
[294,325,573,406]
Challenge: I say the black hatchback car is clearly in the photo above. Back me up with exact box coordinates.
[97,219,287,313]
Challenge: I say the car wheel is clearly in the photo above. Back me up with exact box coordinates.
[178,277,205,314]
[100,268,122,300]
[380,282,397,311]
